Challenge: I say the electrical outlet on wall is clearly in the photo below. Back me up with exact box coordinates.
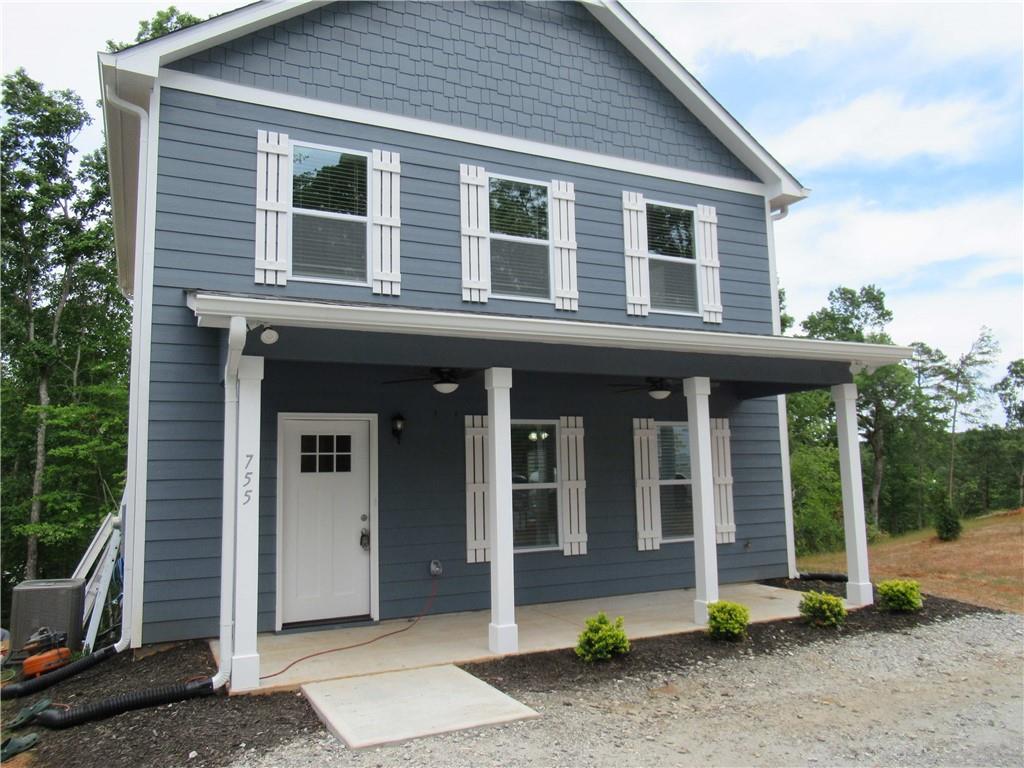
[429,559,443,577]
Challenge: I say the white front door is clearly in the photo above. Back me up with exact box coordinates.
[281,417,372,624]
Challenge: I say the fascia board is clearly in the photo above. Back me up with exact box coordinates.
[187,292,913,369]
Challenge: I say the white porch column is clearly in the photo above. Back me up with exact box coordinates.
[684,376,719,624]
[485,367,518,653]
[832,383,873,606]
[231,355,264,691]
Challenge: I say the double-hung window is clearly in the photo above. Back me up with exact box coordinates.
[291,143,369,284]
[488,176,551,301]
[511,421,560,550]
[647,202,699,315]
[657,422,694,541]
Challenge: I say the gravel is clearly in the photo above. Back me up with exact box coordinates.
[227,611,1024,768]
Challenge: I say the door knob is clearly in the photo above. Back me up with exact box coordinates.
[360,528,370,551]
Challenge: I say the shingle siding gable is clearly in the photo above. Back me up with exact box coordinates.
[167,0,758,181]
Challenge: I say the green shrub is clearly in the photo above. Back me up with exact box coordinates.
[799,590,847,628]
[877,579,923,613]
[935,498,962,541]
[575,612,630,662]
[706,601,750,641]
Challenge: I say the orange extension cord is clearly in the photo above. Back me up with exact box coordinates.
[259,576,440,681]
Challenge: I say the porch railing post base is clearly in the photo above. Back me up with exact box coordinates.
[488,622,518,654]
[230,653,260,692]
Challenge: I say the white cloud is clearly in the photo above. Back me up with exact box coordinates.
[763,89,1014,171]
[627,1,1023,74]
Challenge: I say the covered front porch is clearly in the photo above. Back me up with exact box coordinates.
[215,582,806,692]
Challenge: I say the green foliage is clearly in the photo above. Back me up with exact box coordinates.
[876,580,923,613]
[790,443,844,555]
[706,601,750,641]
[799,591,847,628]
[106,6,204,52]
[575,612,630,663]
[935,497,962,541]
[995,360,1024,429]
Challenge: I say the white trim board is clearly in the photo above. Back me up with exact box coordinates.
[188,292,913,369]
[275,412,380,631]
[158,69,770,201]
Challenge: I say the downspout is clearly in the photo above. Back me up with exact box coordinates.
[212,316,248,689]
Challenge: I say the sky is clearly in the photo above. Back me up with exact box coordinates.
[2,0,1022,409]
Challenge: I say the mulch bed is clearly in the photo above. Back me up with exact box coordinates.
[462,582,992,695]
[0,641,322,768]
[0,583,993,768]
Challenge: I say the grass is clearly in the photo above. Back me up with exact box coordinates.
[798,508,1024,613]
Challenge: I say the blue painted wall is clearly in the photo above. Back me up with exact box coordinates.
[168,0,757,180]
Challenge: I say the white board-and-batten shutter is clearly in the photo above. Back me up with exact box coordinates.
[460,164,490,303]
[633,418,661,550]
[558,416,588,555]
[371,150,401,296]
[254,130,291,286]
[465,416,489,563]
[623,192,650,316]
[696,204,723,324]
[551,181,579,312]
[711,418,736,544]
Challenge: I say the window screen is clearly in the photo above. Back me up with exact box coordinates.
[489,178,550,299]
[291,145,368,282]
[510,423,559,549]
[647,203,698,314]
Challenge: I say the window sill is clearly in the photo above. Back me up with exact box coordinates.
[513,545,562,554]
[661,536,695,544]
[649,308,701,318]
[290,275,371,289]
[491,293,554,305]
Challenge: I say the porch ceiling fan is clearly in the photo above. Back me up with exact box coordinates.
[381,367,478,394]
[610,377,680,400]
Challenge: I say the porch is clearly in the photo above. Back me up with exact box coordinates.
[213,582,807,692]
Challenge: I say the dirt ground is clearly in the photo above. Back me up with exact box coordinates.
[799,508,1024,613]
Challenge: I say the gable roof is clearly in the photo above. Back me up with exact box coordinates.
[99,0,808,294]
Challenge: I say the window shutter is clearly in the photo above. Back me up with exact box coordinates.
[254,130,291,286]
[371,150,401,296]
[558,416,588,555]
[633,418,662,550]
[465,415,489,562]
[697,204,723,323]
[623,192,650,316]
[460,164,490,303]
[551,181,579,311]
[711,418,736,544]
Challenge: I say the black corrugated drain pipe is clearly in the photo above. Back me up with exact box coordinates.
[34,678,215,729]
[0,645,118,701]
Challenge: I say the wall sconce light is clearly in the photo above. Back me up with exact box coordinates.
[391,414,406,443]
[259,325,279,345]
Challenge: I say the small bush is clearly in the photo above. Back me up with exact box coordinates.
[575,612,630,663]
[707,601,750,641]
[799,590,847,628]
[935,498,962,541]
[877,579,923,613]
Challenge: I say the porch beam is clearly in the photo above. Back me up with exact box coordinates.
[231,355,264,691]
[832,383,873,606]
[684,376,719,624]
[485,367,518,653]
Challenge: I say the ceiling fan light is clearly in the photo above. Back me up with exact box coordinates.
[433,381,459,395]
[648,388,672,400]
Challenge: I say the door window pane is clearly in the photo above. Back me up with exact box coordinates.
[511,424,557,484]
[512,488,559,548]
[660,484,694,539]
[491,239,550,299]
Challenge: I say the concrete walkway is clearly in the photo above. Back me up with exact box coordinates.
[211,582,805,692]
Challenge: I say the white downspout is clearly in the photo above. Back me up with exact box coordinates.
[104,86,148,654]
[211,316,248,689]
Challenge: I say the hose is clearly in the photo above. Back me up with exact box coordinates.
[799,571,848,582]
[0,645,117,700]
[35,678,215,729]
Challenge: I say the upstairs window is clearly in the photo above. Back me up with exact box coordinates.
[647,202,699,314]
[488,177,551,300]
[291,143,368,284]
[657,423,694,540]
[511,421,560,550]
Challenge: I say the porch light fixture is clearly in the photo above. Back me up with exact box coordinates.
[432,380,459,395]
[259,325,279,345]
[391,414,406,443]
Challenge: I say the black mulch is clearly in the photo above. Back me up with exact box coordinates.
[0,583,993,768]
[462,582,992,695]
[0,641,322,768]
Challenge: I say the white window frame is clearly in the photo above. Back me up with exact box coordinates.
[511,418,563,553]
[646,199,703,318]
[487,172,554,304]
[288,140,372,288]
[656,420,695,544]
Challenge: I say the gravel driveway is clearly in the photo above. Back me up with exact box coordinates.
[227,612,1024,768]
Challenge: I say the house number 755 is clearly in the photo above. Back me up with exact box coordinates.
[241,453,254,506]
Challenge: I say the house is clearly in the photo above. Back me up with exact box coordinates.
[98,0,910,692]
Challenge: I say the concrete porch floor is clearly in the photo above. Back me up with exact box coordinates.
[212,582,805,693]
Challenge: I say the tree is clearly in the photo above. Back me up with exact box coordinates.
[106,5,203,52]
[1,70,130,584]
[994,359,1024,505]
